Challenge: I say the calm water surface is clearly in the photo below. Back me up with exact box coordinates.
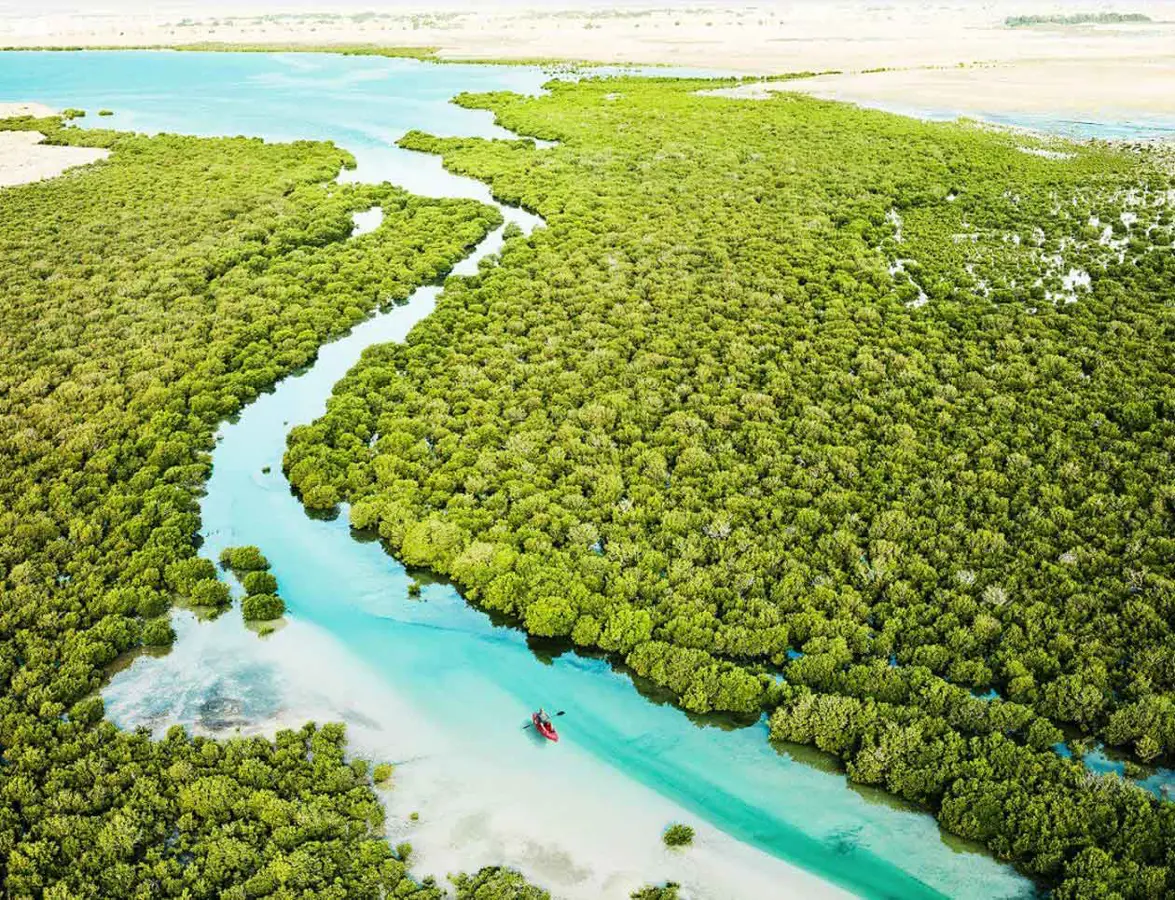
[0,51,1043,899]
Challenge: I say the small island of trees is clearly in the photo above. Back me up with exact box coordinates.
[219,545,286,621]
[662,823,695,848]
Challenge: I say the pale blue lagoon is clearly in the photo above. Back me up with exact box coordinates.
[1,50,1044,899]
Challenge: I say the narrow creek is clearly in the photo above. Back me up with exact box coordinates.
[0,48,1036,900]
[104,174,1020,898]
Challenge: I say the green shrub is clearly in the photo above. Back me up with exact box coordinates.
[98,109,113,116]
[219,545,270,572]
[241,593,285,621]
[242,570,278,594]
[373,763,393,784]
[165,557,218,594]
[631,884,681,900]
[190,578,232,608]
[69,695,105,726]
[662,823,694,847]
[450,868,549,898]
[140,617,176,647]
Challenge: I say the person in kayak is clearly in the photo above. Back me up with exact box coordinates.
[536,707,552,728]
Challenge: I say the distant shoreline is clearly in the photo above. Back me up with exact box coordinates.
[0,42,630,70]
[5,42,1174,139]
[3,1,1175,122]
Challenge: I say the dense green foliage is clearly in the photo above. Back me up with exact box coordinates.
[449,868,550,899]
[284,78,1175,894]
[8,719,441,898]
[241,593,285,621]
[219,547,286,621]
[242,570,278,595]
[661,823,694,848]
[220,545,270,572]
[630,884,680,900]
[0,114,506,895]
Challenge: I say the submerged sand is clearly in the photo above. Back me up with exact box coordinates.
[103,610,852,900]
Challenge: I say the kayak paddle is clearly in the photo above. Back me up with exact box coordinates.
[523,710,565,729]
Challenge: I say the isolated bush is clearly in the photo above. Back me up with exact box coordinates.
[662,823,694,847]
[219,545,269,572]
[241,593,285,621]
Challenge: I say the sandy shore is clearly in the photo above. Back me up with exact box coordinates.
[102,609,852,900]
[3,2,1175,121]
[0,117,108,187]
[711,58,1175,120]
[0,101,56,117]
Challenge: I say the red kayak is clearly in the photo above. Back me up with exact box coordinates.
[532,712,559,742]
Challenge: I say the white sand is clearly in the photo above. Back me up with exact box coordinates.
[0,129,108,188]
[710,58,1175,119]
[3,1,1175,120]
[104,610,849,899]
[0,101,57,118]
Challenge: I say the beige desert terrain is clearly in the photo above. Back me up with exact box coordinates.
[1,1,1174,122]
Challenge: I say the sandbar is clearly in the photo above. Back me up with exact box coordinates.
[0,127,108,188]
[102,609,852,900]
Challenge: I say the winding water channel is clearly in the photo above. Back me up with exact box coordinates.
[0,50,1046,899]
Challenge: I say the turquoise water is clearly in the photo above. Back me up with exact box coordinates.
[1082,748,1174,800]
[1053,742,1174,802]
[2,51,1037,899]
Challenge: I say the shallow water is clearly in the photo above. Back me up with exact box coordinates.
[1082,748,1174,801]
[2,51,1036,899]
[1053,742,1175,802]
[837,98,1175,142]
[350,205,385,235]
